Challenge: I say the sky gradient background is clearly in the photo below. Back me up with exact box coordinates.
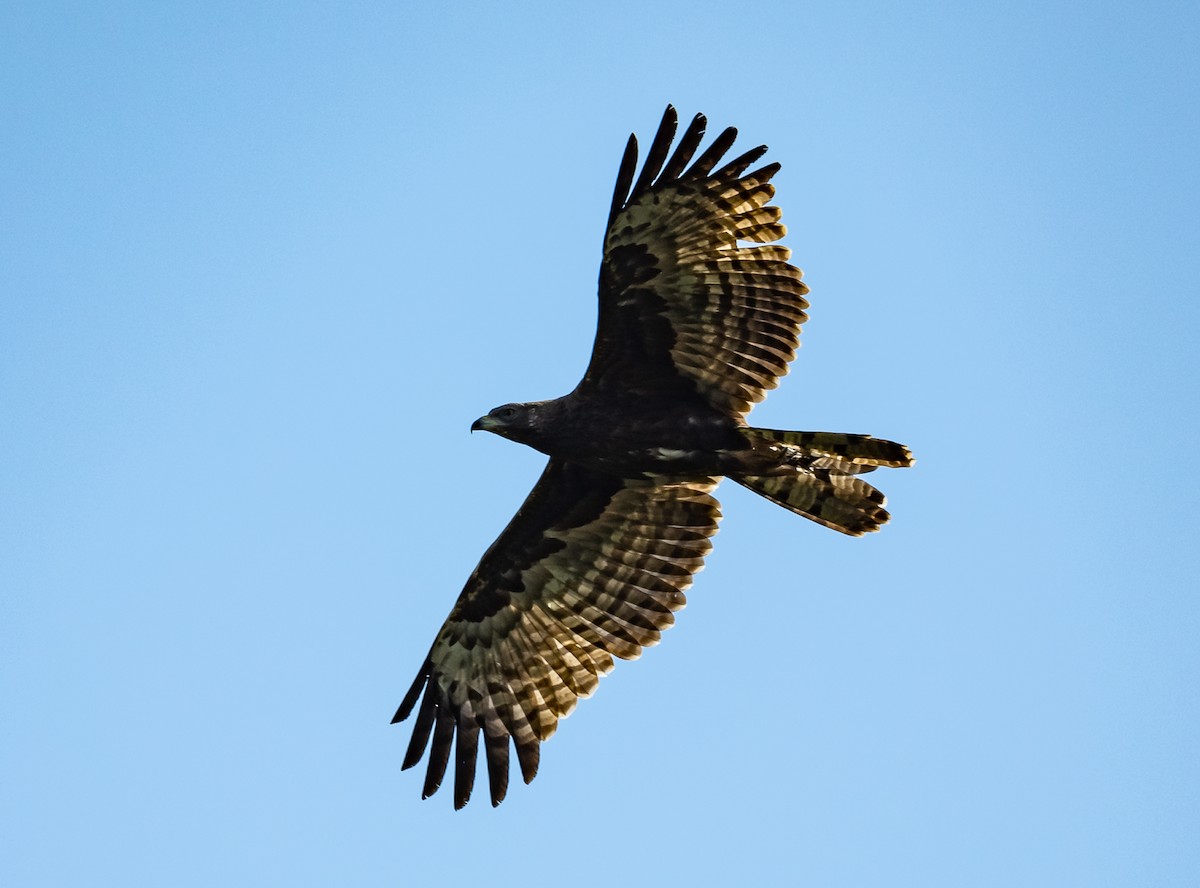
[3,2,1198,885]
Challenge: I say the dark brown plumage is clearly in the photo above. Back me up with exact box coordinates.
[394,106,913,808]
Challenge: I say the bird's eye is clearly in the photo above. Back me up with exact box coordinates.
[496,406,517,420]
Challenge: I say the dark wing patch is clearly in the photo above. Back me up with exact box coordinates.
[394,460,721,808]
[582,105,811,420]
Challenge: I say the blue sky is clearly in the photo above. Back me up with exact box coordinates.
[2,2,1198,885]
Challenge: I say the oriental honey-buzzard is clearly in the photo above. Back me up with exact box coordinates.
[394,106,913,808]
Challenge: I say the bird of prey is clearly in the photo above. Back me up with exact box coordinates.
[394,106,913,808]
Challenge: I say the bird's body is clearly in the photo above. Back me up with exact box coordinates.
[474,394,758,476]
[395,106,914,808]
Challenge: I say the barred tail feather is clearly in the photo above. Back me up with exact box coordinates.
[742,428,914,468]
[734,426,912,535]
[732,470,891,536]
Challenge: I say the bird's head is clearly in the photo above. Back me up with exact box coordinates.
[471,401,546,446]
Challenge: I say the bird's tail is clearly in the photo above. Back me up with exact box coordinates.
[731,428,914,536]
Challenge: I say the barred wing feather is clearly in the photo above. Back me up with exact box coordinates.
[582,105,811,420]
[393,460,720,808]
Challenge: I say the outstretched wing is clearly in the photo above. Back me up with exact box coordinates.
[394,460,721,808]
[579,105,811,420]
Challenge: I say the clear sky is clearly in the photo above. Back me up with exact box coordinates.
[3,2,1198,885]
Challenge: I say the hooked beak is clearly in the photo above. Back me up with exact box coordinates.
[471,415,493,433]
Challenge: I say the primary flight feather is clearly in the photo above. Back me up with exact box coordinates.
[394,106,914,808]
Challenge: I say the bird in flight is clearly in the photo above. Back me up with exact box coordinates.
[395,106,913,808]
